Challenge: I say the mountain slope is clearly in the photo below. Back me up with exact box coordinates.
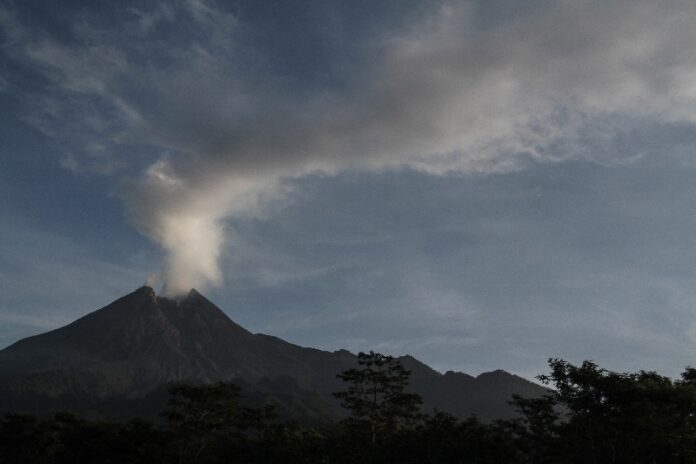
[0,287,547,422]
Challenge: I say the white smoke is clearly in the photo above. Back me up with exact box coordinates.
[122,160,277,294]
[5,1,696,294]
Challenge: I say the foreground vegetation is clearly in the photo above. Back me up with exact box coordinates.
[4,353,696,463]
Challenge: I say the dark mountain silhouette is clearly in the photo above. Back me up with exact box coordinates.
[0,287,546,422]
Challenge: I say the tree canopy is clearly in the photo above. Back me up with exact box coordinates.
[5,357,696,463]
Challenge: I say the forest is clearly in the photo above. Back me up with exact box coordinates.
[3,352,696,464]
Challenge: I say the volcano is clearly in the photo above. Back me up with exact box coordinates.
[0,287,546,422]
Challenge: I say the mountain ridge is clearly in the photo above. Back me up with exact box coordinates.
[0,287,547,423]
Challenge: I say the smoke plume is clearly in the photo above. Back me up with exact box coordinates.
[4,1,696,294]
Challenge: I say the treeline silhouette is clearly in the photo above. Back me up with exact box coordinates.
[3,352,696,463]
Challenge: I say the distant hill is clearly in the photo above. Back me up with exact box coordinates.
[0,287,546,423]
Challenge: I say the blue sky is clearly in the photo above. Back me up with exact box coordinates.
[3,0,696,380]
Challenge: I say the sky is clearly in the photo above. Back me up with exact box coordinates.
[3,0,696,380]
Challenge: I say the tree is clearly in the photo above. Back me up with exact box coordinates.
[526,359,696,464]
[0,414,56,464]
[334,351,423,444]
[504,394,561,464]
[162,382,274,464]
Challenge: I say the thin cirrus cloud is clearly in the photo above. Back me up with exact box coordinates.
[3,1,696,294]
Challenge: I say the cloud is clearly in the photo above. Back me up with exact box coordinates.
[5,0,696,293]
